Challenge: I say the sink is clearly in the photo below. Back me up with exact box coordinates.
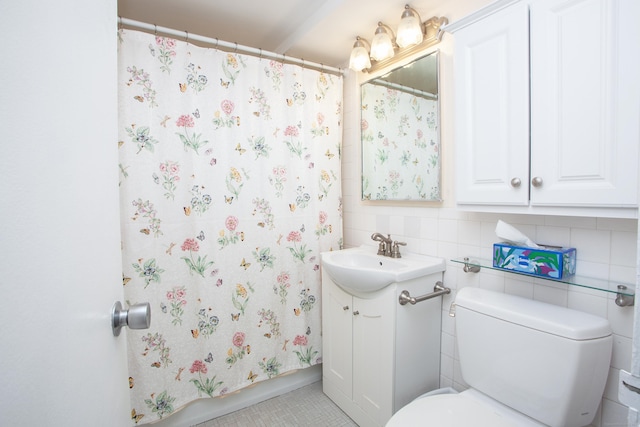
[321,245,445,294]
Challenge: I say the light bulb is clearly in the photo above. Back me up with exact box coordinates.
[396,5,423,48]
[349,37,371,72]
[370,23,394,61]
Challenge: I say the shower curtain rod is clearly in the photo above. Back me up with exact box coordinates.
[368,79,436,100]
[119,17,344,76]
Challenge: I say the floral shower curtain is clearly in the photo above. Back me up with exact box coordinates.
[117,29,342,424]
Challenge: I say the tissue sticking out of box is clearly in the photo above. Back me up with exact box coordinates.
[495,220,540,248]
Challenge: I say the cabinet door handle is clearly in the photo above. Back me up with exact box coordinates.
[510,177,521,188]
[342,305,349,311]
[531,176,543,187]
[353,310,360,316]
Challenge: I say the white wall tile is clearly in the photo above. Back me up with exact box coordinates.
[536,225,571,248]
[611,231,637,267]
[437,218,458,243]
[601,397,630,427]
[571,228,612,264]
[420,216,439,241]
[611,334,632,372]
[568,291,608,319]
[458,220,481,247]
[608,299,635,339]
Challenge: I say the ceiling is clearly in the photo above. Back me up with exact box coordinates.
[117,0,454,69]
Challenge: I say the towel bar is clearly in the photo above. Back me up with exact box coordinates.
[399,281,450,305]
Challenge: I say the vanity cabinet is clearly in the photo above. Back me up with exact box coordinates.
[321,269,442,427]
[449,0,640,217]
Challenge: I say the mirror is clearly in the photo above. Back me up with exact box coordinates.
[361,51,441,201]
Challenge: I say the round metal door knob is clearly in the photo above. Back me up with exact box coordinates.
[510,177,521,188]
[111,301,151,336]
[531,177,543,187]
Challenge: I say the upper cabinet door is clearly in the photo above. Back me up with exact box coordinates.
[454,1,530,206]
[530,0,640,207]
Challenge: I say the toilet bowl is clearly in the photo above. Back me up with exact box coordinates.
[387,389,544,427]
[385,287,613,427]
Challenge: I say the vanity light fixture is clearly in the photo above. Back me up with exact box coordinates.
[370,22,396,62]
[348,4,448,73]
[349,36,372,72]
[396,5,423,48]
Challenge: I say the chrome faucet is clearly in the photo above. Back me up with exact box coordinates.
[371,232,392,256]
[371,233,406,258]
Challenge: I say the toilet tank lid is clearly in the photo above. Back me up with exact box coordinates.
[455,287,612,340]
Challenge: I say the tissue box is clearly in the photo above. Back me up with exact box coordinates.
[492,243,576,279]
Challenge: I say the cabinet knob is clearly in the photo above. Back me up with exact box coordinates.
[510,177,521,188]
[353,310,360,316]
[531,176,543,187]
[342,305,349,311]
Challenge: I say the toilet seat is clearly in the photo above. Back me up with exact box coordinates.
[386,390,544,427]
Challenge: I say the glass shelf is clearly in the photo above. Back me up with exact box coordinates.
[451,257,635,299]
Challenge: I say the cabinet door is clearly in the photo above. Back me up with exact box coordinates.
[455,1,530,205]
[353,289,395,426]
[530,0,640,207]
[322,280,353,399]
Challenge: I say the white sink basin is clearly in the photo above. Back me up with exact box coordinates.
[321,245,445,294]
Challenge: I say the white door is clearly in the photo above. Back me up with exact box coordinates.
[0,1,130,426]
[454,1,530,206]
[530,0,640,208]
[321,275,354,399]
[353,287,395,426]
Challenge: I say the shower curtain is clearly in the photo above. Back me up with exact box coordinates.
[117,29,343,424]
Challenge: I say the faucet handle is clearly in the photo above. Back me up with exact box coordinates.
[391,241,406,258]
[377,241,386,255]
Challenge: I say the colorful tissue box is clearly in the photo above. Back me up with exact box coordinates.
[492,243,576,279]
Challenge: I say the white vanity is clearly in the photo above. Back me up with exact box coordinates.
[321,246,446,427]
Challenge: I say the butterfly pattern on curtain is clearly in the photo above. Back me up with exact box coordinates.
[117,29,343,425]
[361,83,440,201]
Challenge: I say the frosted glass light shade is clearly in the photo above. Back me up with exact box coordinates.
[396,13,423,48]
[349,44,371,71]
[370,27,394,61]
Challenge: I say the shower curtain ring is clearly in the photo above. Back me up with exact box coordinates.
[234,42,238,54]
[154,24,157,35]
[185,30,189,44]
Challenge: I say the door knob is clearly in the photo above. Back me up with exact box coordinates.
[531,177,543,187]
[111,301,151,336]
[510,177,521,188]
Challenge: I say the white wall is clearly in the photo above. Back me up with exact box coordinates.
[340,2,637,426]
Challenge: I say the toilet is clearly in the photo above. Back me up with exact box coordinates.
[386,287,613,427]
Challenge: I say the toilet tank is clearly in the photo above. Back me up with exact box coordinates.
[455,287,612,427]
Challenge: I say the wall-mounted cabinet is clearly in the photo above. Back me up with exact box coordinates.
[447,0,640,218]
